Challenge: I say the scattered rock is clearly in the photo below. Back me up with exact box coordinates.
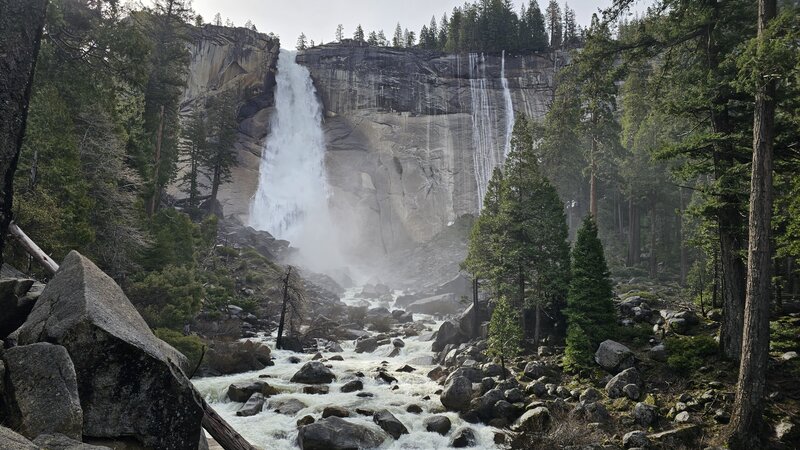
[396,364,416,373]
[512,407,550,432]
[16,252,204,449]
[297,415,315,427]
[595,340,635,373]
[606,367,642,399]
[392,338,405,348]
[623,383,641,401]
[633,402,658,427]
[373,409,409,439]
[504,388,525,404]
[527,381,547,398]
[340,379,364,393]
[713,409,730,424]
[228,380,279,402]
[648,344,667,362]
[406,404,423,414]
[776,420,797,443]
[523,361,547,379]
[356,392,374,398]
[675,411,690,423]
[303,385,329,395]
[1,342,83,440]
[297,417,389,450]
[329,355,344,361]
[198,340,272,376]
[450,427,477,448]
[236,393,265,417]
[272,398,308,415]
[291,362,336,384]
[355,337,379,353]
[648,425,700,447]
[579,388,601,403]
[432,321,466,353]
[781,351,798,361]
[424,415,452,435]
[623,430,650,449]
[377,371,398,384]
[356,408,374,416]
[0,277,39,339]
[322,406,350,418]
[427,366,446,382]
[441,376,473,412]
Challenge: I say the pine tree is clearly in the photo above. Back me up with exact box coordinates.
[563,216,616,371]
[377,30,388,46]
[464,168,506,293]
[367,31,378,45]
[438,14,449,49]
[428,15,438,48]
[545,0,562,49]
[335,24,344,42]
[487,296,523,378]
[563,4,578,48]
[296,32,307,50]
[213,12,221,26]
[179,106,207,207]
[393,23,403,47]
[522,0,548,51]
[353,24,365,42]
[203,92,238,203]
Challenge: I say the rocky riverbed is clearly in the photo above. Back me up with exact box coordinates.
[193,288,500,449]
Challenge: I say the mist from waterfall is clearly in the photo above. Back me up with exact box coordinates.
[501,50,515,159]
[249,49,344,275]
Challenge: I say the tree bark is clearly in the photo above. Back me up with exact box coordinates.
[200,397,257,450]
[472,277,479,338]
[650,201,657,278]
[0,0,48,266]
[148,105,165,216]
[679,187,688,285]
[8,222,58,275]
[276,266,292,350]
[728,0,776,446]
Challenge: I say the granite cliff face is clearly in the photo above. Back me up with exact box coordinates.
[178,25,279,217]
[296,43,559,261]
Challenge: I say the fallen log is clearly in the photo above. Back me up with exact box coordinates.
[8,222,58,275]
[7,225,257,450]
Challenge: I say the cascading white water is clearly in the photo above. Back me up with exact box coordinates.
[500,50,515,159]
[250,50,343,274]
[469,53,498,211]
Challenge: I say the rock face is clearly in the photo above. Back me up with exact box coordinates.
[16,251,204,449]
[296,44,557,268]
[406,293,465,316]
[595,340,635,373]
[0,427,37,450]
[1,343,83,440]
[177,25,280,220]
[297,417,389,450]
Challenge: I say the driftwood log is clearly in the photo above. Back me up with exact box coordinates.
[7,223,257,450]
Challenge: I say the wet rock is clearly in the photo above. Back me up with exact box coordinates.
[355,337,380,353]
[424,415,452,435]
[407,293,464,316]
[297,417,389,450]
[288,356,302,364]
[16,252,204,449]
[441,376,473,412]
[0,343,83,440]
[198,339,272,376]
[303,385,329,395]
[322,406,350,418]
[392,338,405,348]
[329,355,344,361]
[373,410,409,439]
[450,427,477,447]
[0,427,38,450]
[312,352,324,361]
[606,367,642,399]
[291,361,336,384]
[228,380,279,402]
[427,366,446,382]
[633,402,658,427]
[340,380,364,393]
[356,392,374,398]
[236,393,265,417]
[406,404,423,414]
[377,371,398,384]
[512,407,550,432]
[272,398,307,415]
[595,340,634,373]
[297,415,315,427]
[623,430,650,449]
[279,336,306,353]
[356,408,374,416]
[432,320,467,353]
[396,364,416,373]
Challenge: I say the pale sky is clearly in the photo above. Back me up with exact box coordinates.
[189,0,652,48]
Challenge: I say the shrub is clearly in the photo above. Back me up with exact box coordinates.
[154,328,206,371]
[127,265,204,329]
[665,335,717,374]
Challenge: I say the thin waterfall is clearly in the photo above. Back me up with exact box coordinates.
[249,49,343,274]
[469,52,498,210]
[501,50,515,158]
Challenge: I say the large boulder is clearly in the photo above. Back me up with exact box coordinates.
[32,433,111,450]
[1,343,83,440]
[423,415,452,435]
[406,293,464,316]
[197,340,272,376]
[355,337,379,353]
[441,376,473,412]
[297,417,389,450]
[605,367,642,399]
[450,427,477,447]
[227,380,279,402]
[236,393,265,417]
[512,407,551,433]
[458,303,487,337]
[432,320,466,353]
[16,251,204,449]
[0,277,41,339]
[290,362,336,384]
[595,340,635,373]
[372,409,409,439]
[0,427,37,450]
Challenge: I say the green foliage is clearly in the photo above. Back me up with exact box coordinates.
[665,335,718,375]
[128,265,204,329]
[142,209,211,271]
[154,328,206,370]
[770,318,800,353]
[614,324,653,347]
[488,297,523,366]
[564,217,617,369]
[563,323,592,372]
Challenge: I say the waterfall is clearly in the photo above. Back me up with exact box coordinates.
[250,49,342,273]
[501,50,515,158]
[468,53,498,210]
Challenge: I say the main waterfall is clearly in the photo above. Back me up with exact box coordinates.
[250,50,342,273]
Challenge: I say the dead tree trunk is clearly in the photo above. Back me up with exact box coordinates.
[0,0,48,266]
[8,222,58,275]
[201,397,257,450]
[472,277,479,338]
[728,0,776,446]
[276,266,292,350]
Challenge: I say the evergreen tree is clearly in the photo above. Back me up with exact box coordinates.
[464,168,507,293]
[563,216,616,371]
[521,0,548,51]
[429,15,439,48]
[353,24,365,42]
[404,28,416,47]
[203,92,238,202]
[419,25,431,48]
[563,4,578,48]
[545,0,562,49]
[438,14,449,49]
[367,31,378,45]
[296,32,307,50]
[213,12,221,26]
[179,106,207,207]
[393,23,403,47]
[335,24,344,42]
[487,296,523,378]
[377,30,388,46]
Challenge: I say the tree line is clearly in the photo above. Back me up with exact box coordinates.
[297,0,585,53]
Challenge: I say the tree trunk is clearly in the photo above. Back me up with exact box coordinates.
[679,187,688,285]
[628,197,640,266]
[8,222,58,275]
[200,397,257,450]
[276,266,292,350]
[533,303,541,347]
[650,202,657,278]
[728,0,776,446]
[589,144,598,218]
[0,0,48,266]
[472,277,479,338]
[518,268,526,336]
[210,164,221,201]
[148,105,165,216]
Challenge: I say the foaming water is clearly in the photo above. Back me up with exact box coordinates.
[500,50,515,159]
[193,290,500,449]
[249,49,344,274]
